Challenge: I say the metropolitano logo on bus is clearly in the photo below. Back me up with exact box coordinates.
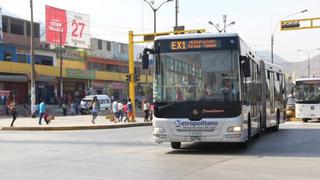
[174,120,218,131]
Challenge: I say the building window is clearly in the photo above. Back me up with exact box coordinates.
[106,41,111,51]
[4,52,12,61]
[106,65,120,72]
[10,18,24,35]
[26,22,40,38]
[119,44,126,54]
[35,55,53,66]
[41,59,53,66]
[2,16,9,33]
[98,40,102,50]
[17,54,27,63]
[88,62,105,71]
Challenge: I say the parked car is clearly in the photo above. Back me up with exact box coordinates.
[79,95,112,115]
[286,95,296,119]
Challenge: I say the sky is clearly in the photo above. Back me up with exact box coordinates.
[1,0,320,62]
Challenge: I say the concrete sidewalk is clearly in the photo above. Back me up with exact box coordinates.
[0,115,152,131]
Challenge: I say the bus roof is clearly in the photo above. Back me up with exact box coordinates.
[296,77,320,82]
[155,33,240,41]
[263,61,284,74]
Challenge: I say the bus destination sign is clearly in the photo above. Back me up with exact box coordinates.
[170,39,221,50]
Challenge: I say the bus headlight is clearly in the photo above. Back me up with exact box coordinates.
[153,127,165,134]
[227,126,242,132]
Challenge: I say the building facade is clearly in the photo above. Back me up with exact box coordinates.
[0,14,152,106]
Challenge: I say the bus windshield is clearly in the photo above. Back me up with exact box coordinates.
[154,50,240,103]
[296,83,320,103]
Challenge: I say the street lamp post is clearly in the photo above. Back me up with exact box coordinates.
[143,0,173,34]
[30,0,36,116]
[208,15,235,33]
[59,20,75,102]
[271,9,307,64]
[297,48,320,77]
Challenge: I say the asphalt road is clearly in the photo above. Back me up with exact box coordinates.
[1,121,320,180]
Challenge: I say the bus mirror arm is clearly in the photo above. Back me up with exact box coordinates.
[240,56,251,77]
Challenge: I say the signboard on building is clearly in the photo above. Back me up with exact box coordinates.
[45,5,90,49]
[66,68,95,79]
[0,6,3,43]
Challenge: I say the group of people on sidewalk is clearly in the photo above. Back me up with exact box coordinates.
[5,96,146,127]
[111,98,134,123]
[7,98,49,127]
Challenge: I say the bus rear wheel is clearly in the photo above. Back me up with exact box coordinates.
[171,142,181,149]
[272,110,280,132]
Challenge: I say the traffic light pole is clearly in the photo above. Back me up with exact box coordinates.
[128,31,136,121]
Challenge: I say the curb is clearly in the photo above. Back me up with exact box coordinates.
[0,122,152,131]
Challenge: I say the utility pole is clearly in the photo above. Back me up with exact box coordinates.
[223,14,227,33]
[30,0,36,117]
[175,0,179,26]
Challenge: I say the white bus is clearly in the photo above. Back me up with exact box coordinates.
[142,33,285,149]
[295,77,320,122]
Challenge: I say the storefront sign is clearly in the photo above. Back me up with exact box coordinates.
[0,90,10,97]
[93,80,105,88]
[45,5,90,49]
[66,68,95,79]
[109,82,124,90]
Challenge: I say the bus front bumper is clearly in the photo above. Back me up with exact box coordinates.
[152,116,248,143]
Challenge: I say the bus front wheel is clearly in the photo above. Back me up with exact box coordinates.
[303,118,309,123]
[237,141,247,149]
[171,142,181,149]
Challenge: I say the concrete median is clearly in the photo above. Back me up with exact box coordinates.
[0,122,152,131]
[0,115,152,131]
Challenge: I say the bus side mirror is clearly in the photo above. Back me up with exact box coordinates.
[142,54,149,69]
[142,48,154,69]
[240,56,251,77]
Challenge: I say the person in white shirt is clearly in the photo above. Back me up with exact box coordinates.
[143,100,150,122]
[118,101,124,122]
[112,99,119,123]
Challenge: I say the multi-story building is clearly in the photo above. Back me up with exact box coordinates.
[0,14,152,107]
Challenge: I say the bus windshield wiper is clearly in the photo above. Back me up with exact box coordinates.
[157,101,194,110]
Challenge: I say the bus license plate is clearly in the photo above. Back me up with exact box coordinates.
[190,131,202,141]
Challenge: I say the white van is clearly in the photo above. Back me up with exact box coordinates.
[79,95,112,114]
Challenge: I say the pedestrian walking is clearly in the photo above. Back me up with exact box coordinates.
[38,98,49,125]
[143,100,150,122]
[118,101,124,122]
[123,103,128,122]
[74,97,80,115]
[5,96,12,116]
[8,100,17,127]
[62,101,67,116]
[149,101,154,121]
[127,99,134,122]
[112,99,119,123]
[91,96,100,124]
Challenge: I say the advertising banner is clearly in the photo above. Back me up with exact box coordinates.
[66,68,95,79]
[45,5,90,49]
[0,6,3,43]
